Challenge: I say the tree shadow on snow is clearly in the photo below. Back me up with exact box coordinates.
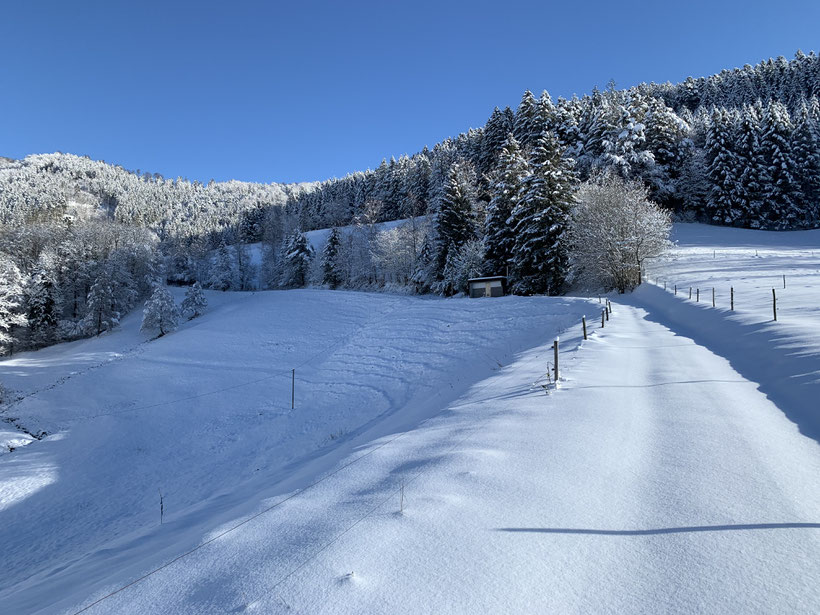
[496,522,820,536]
[620,285,820,444]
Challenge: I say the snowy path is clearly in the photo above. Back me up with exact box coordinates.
[58,301,820,614]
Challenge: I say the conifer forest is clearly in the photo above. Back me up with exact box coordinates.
[1,52,819,354]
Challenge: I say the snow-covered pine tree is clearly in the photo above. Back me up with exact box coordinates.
[510,130,576,295]
[283,231,314,288]
[434,160,480,282]
[760,100,802,228]
[484,134,528,275]
[141,285,180,337]
[410,233,436,294]
[513,90,540,149]
[321,227,343,289]
[478,107,514,178]
[705,107,742,225]
[25,257,60,348]
[82,265,119,336]
[792,98,820,225]
[642,93,692,206]
[0,256,27,355]
[181,282,207,320]
[735,103,769,227]
[442,239,485,295]
[208,241,238,291]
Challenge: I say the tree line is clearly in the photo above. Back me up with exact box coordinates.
[0,51,817,355]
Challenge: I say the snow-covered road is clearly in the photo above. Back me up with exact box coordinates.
[61,300,820,614]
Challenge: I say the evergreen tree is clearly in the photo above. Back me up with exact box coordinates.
[442,239,485,295]
[735,103,768,227]
[321,227,343,289]
[208,241,238,291]
[141,285,180,337]
[0,256,27,355]
[25,258,60,348]
[760,100,802,228]
[434,161,479,280]
[82,265,119,336]
[478,107,514,178]
[181,282,207,320]
[283,232,314,287]
[484,134,528,275]
[510,131,576,295]
[513,90,540,149]
[792,98,820,224]
[410,234,436,294]
[705,108,742,224]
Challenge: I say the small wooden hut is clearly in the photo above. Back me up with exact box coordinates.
[467,276,507,298]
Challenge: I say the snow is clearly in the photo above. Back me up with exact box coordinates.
[1,223,819,614]
[0,288,593,613]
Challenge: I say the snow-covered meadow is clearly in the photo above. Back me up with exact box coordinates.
[645,223,820,440]
[0,288,593,613]
[0,223,818,614]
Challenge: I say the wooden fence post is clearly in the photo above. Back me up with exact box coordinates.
[696,288,699,302]
[674,284,677,295]
[582,316,587,340]
[689,287,692,299]
[712,287,715,308]
[602,309,605,328]
[772,289,777,321]
[783,274,786,289]
[292,368,295,409]
[553,338,559,385]
[731,287,734,311]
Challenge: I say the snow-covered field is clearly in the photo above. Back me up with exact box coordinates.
[1,223,819,614]
[0,288,593,613]
[646,223,820,441]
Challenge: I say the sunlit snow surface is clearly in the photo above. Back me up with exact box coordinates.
[1,223,819,614]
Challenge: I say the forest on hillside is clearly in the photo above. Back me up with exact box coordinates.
[1,52,818,355]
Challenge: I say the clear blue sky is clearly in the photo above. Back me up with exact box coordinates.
[1,1,818,184]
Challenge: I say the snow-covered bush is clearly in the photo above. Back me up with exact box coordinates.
[569,172,672,292]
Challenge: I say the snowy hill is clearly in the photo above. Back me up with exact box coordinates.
[0,288,594,613]
[1,224,819,614]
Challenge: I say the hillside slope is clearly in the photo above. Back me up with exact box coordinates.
[0,289,592,613]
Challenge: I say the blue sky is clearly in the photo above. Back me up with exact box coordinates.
[1,1,818,184]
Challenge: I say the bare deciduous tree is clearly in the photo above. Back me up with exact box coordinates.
[570,172,672,293]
